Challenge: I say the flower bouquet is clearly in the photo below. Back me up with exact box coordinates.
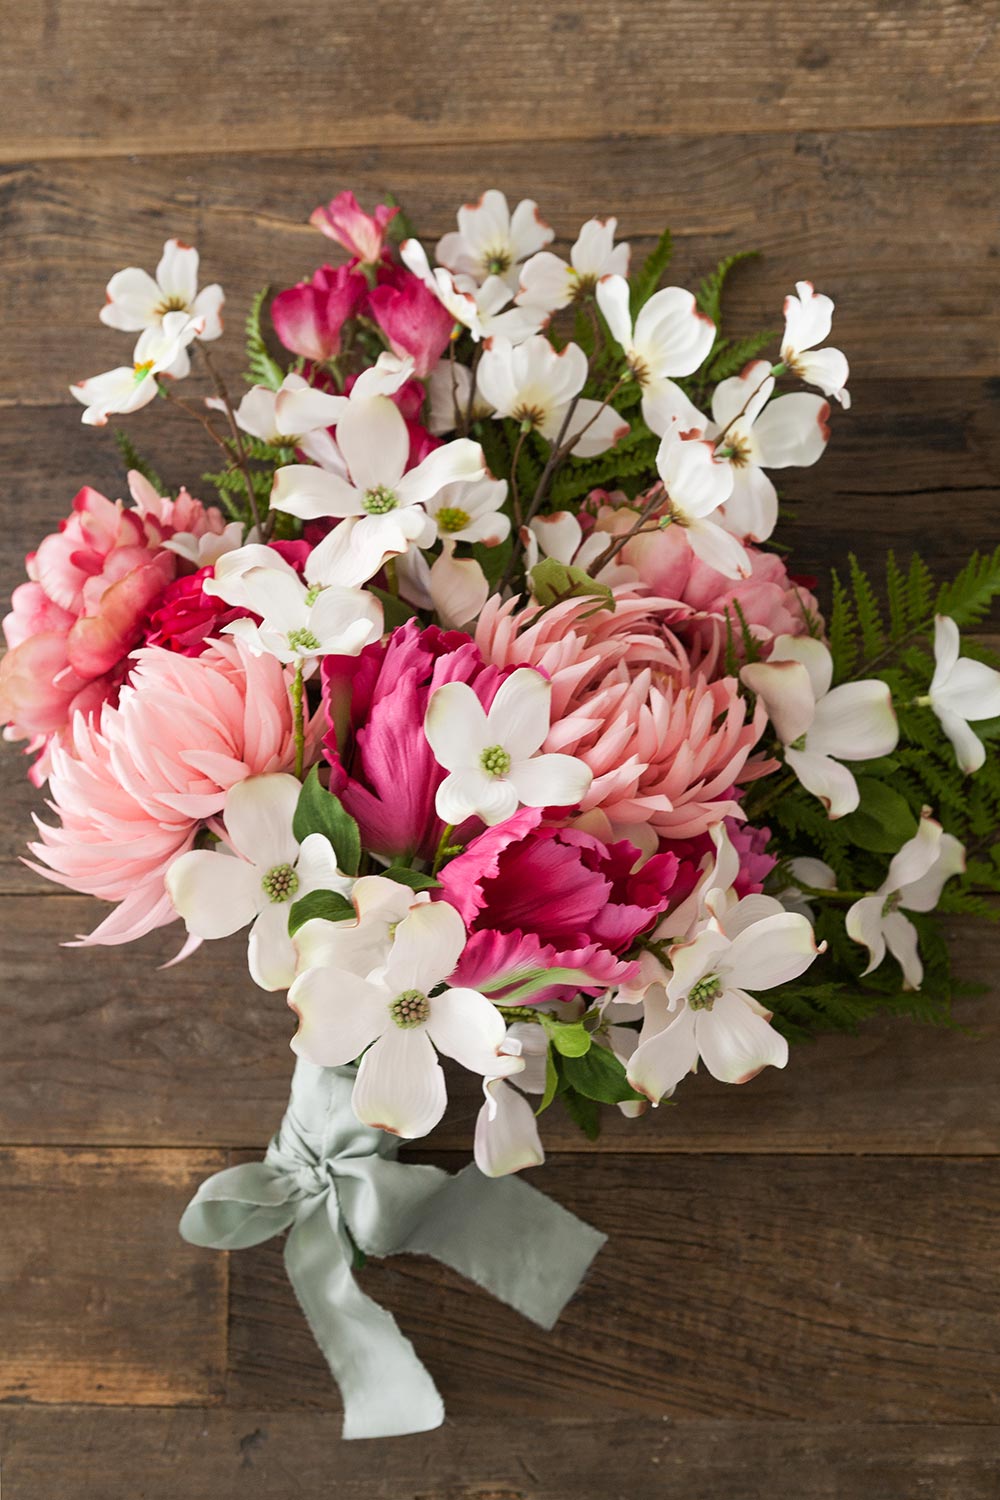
[4,188,1000,1438]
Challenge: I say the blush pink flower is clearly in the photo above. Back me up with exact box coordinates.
[367,266,456,377]
[309,191,399,264]
[271,265,367,361]
[322,620,507,863]
[27,638,319,946]
[477,588,771,845]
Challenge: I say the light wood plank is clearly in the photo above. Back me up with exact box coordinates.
[1,127,998,404]
[0,1147,227,1405]
[224,1152,1000,1423]
[1,897,997,1153]
[1,1410,998,1500]
[1,1,997,160]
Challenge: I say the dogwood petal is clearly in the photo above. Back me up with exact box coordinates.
[352,1027,447,1138]
[271,465,362,520]
[508,752,592,810]
[275,384,348,436]
[845,894,887,974]
[666,926,731,1005]
[288,967,387,1065]
[722,465,778,543]
[934,657,1000,724]
[636,287,715,378]
[808,681,898,761]
[156,239,199,304]
[247,901,298,992]
[627,1005,699,1101]
[768,634,834,700]
[881,911,924,990]
[882,812,944,898]
[725,911,822,991]
[785,747,860,818]
[223,772,300,868]
[475,1078,545,1176]
[295,833,350,900]
[437,769,520,827]
[899,832,965,913]
[427,986,514,1075]
[191,284,224,342]
[753,393,831,468]
[685,518,752,580]
[595,274,633,351]
[641,378,707,439]
[516,251,575,312]
[740,658,816,746]
[564,398,630,457]
[782,281,833,355]
[657,434,732,520]
[309,584,382,654]
[930,614,961,690]
[710,362,774,430]
[337,395,409,492]
[487,667,551,758]
[425,680,491,770]
[428,547,489,630]
[383,898,468,994]
[718,893,791,940]
[936,707,986,775]
[396,438,488,509]
[165,849,262,938]
[696,992,788,1083]
[99,268,162,331]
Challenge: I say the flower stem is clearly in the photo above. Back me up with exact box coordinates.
[431,823,456,876]
[198,343,265,538]
[291,662,306,780]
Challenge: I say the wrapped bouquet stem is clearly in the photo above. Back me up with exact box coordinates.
[3,185,999,1431]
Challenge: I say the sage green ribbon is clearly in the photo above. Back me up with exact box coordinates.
[180,1059,606,1439]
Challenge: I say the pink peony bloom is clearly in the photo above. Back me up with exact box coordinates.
[145,567,246,656]
[271,265,367,361]
[27,638,318,946]
[477,588,771,844]
[587,496,821,661]
[440,808,670,1003]
[309,191,398,264]
[322,620,507,863]
[368,266,455,377]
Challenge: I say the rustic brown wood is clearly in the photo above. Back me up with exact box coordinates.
[1,896,998,1154]
[224,1152,1000,1423]
[2,3,997,162]
[0,1146,227,1404]
[2,127,999,407]
[1,1411,998,1500]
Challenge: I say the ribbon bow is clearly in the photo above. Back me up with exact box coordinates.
[180,1060,605,1439]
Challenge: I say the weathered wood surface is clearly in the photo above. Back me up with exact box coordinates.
[2,2,996,161]
[2,1412,998,1500]
[3,129,999,403]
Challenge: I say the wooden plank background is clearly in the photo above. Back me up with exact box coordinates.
[0,4,998,1496]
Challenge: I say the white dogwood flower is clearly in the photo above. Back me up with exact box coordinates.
[846,810,965,989]
[517,216,631,311]
[477,335,629,456]
[401,239,545,345]
[709,359,831,543]
[165,774,350,990]
[100,237,224,341]
[435,190,554,289]
[596,273,715,436]
[209,373,345,474]
[474,1022,547,1177]
[922,615,1000,774]
[289,898,522,1139]
[70,311,204,426]
[425,666,593,826]
[396,541,490,631]
[741,636,898,818]
[780,281,850,408]
[626,896,824,1101]
[655,428,746,578]
[204,542,382,665]
[427,360,495,435]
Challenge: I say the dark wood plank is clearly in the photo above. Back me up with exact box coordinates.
[225,1152,1000,1423]
[1,1411,998,1500]
[2,127,998,406]
[0,1147,227,1404]
[1,897,998,1153]
[2,2,997,161]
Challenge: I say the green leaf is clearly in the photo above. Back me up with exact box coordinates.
[629,226,674,316]
[936,546,1000,628]
[562,1044,644,1104]
[368,585,419,631]
[837,778,918,854]
[529,558,615,616]
[539,1013,592,1058]
[470,536,513,593]
[382,867,441,892]
[292,767,361,875]
[536,1047,560,1116]
[244,285,285,390]
[288,888,355,936]
[383,192,417,247]
[561,1086,602,1140]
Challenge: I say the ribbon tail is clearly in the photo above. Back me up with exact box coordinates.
[400,1164,607,1331]
[284,1199,444,1441]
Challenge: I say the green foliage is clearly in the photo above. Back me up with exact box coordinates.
[705,328,777,384]
[562,1044,645,1104]
[382,867,441,892]
[114,431,165,495]
[292,768,361,876]
[244,286,285,390]
[288,888,355,936]
[629,226,674,316]
[695,250,759,328]
[529,558,615,617]
[936,545,1000,627]
[538,1012,592,1058]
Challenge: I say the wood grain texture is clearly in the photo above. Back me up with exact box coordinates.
[2,2,997,161]
[2,127,999,406]
[2,1411,999,1500]
[224,1152,1000,1423]
[1,897,998,1154]
[0,1147,227,1405]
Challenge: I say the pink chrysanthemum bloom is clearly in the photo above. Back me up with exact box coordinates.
[476,587,771,847]
[27,638,318,947]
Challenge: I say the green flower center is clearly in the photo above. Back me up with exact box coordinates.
[480,744,512,778]
[304,583,325,606]
[688,973,723,1012]
[261,863,299,903]
[485,250,512,275]
[362,485,399,515]
[390,989,430,1029]
[436,506,471,534]
[287,627,321,652]
[133,359,156,383]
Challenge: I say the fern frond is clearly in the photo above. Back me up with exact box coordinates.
[244,286,285,390]
[114,431,165,494]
